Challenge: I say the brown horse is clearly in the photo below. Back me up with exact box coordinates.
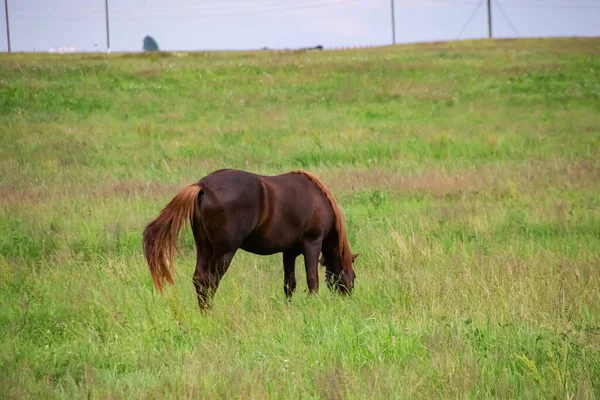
[142,168,358,310]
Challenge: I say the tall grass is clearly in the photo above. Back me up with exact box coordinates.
[1,38,599,398]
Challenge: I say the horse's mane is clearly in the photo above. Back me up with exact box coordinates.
[291,170,353,272]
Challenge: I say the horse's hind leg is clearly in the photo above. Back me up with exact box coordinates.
[199,246,237,308]
[193,247,236,311]
[191,219,213,310]
[283,251,298,300]
[192,244,212,310]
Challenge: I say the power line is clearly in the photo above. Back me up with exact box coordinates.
[500,4,600,9]
[499,0,599,4]
[495,1,519,36]
[109,0,369,20]
[123,0,368,15]
[11,0,600,18]
[13,0,370,18]
[396,0,479,4]
[456,0,483,39]
[498,0,600,9]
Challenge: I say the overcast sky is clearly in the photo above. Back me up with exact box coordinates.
[1,0,599,52]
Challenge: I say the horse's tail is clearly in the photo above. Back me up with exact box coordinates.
[292,170,353,271]
[142,183,202,293]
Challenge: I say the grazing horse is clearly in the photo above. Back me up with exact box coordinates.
[142,168,358,310]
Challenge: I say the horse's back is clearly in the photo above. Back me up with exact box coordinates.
[199,169,263,203]
[196,169,333,255]
[257,172,335,250]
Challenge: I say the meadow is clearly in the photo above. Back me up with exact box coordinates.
[1,38,599,399]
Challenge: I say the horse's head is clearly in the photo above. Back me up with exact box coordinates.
[320,253,359,294]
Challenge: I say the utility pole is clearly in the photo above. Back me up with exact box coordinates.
[105,0,110,51]
[390,0,396,45]
[4,0,10,53]
[487,0,493,38]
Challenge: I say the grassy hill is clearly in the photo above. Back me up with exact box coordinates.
[1,38,599,398]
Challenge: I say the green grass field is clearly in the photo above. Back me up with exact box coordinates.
[1,37,599,399]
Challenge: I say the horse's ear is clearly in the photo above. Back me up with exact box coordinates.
[352,253,359,262]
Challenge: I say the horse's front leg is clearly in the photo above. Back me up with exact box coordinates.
[283,251,298,300]
[302,240,321,295]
